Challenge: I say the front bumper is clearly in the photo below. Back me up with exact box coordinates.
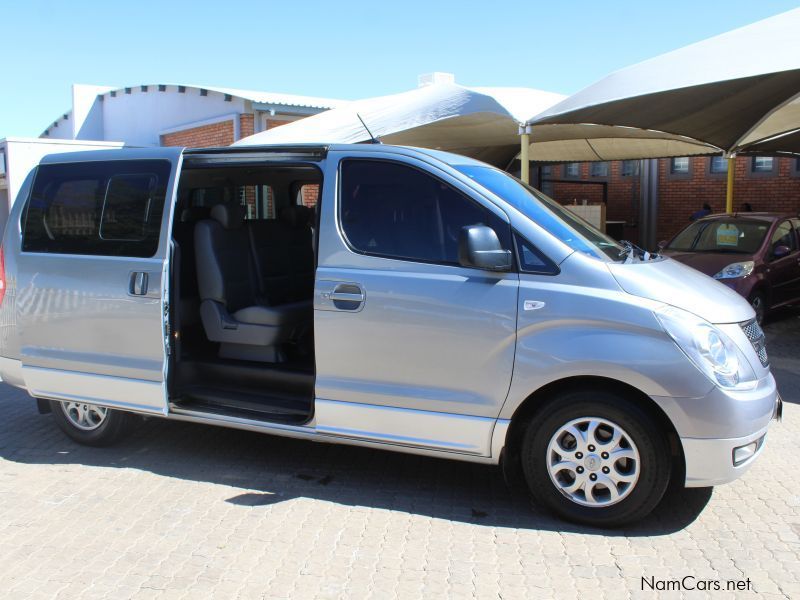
[681,391,781,487]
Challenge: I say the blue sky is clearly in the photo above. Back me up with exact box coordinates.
[1,0,798,137]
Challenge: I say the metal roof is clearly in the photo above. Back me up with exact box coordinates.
[40,84,348,137]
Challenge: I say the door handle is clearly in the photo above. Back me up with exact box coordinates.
[318,282,366,311]
[129,271,149,296]
[329,290,365,302]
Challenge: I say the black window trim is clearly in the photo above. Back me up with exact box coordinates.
[337,157,516,271]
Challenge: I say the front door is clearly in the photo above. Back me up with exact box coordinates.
[16,149,182,414]
[313,152,519,456]
[766,219,800,307]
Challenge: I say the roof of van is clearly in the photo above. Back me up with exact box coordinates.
[37,144,493,169]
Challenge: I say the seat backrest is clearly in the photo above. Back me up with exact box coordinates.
[195,203,259,313]
[248,205,314,305]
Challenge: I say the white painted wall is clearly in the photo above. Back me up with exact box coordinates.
[99,86,247,146]
[73,84,115,140]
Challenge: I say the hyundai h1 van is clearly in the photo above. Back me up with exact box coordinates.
[0,145,781,526]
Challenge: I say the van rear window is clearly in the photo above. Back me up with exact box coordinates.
[22,160,171,257]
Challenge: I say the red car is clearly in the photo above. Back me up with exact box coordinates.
[661,212,800,323]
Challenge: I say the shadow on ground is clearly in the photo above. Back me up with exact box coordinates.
[10,305,799,539]
[0,387,711,537]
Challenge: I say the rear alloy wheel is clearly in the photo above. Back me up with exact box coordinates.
[749,291,766,325]
[50,400,137,446]
[521,390,671,527]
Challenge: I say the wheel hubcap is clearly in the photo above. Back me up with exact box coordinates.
[546,417,640,507]
[60,402,108,431]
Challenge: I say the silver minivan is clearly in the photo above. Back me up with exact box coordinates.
[0,144,781,526]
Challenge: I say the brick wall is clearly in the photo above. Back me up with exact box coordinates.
[239,114,254,140]
[542,156,800,245]
[655,156,800,242]
[160,119,235,148]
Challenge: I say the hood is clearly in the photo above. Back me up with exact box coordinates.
[661,250,752,277]
[607,257,755,324]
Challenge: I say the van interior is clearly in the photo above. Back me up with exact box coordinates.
[169,159,321,424]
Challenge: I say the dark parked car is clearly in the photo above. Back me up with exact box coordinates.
[661,213,800,323]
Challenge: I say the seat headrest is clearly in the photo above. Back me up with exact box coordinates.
[281,205,313,228]
[210,204,245,229]
[180,207,211,223]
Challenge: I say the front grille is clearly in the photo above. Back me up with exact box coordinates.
[741,319,769,367]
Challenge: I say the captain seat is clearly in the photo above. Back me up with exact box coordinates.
[194,203,311,362]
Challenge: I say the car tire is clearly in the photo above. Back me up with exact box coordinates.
[49,400,137,447]
[520,389,671,528]
[748,291,767,325]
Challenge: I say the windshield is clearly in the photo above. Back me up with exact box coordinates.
[454,165,623,261]
[667,219,770,253]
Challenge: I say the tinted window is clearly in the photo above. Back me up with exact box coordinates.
[340,160,511,266]
[23,160,171,257]
[516,235,558,275]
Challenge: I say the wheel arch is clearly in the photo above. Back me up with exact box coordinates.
[500,375,684,488]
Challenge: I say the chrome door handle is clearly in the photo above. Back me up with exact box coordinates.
[129,271,149,296]
[329,290,365,302]
[318,282,366,311]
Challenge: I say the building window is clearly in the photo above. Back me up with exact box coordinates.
[670,157,690,174]
[710,156,728,173]
[590,162,608,177]
[751,156,774,173]
[564,163,580,178]
[540,165,552,177]
[621,160,638,176]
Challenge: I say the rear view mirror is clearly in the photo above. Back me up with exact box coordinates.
[459,225,513,271]
[773,244,791,259]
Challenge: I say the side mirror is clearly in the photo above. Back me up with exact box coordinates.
[459,225,513,271]
[772,244,791,259]
[657,240,667,251]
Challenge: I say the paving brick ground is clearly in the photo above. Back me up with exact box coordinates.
[1,309,799,599]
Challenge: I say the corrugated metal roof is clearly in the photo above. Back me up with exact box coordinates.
[197,85,347,109]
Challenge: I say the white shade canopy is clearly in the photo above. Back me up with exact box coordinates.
[235,83,564,166]
[526,7,800,161]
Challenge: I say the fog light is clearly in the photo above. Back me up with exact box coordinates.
[733,436,763,466]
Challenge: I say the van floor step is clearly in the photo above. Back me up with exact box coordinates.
[175,386,311,423]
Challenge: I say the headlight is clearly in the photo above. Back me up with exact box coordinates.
[655,306,757,390]
[713,261,754,280]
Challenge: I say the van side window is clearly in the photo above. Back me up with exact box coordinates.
[23,160,171,257]
[515,235,559,275]
[339,159,511,265]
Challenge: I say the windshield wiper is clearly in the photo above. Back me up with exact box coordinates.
[619,240,656,263]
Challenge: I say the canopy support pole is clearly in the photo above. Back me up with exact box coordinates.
[519,124,532,184]
[725,154,735,213]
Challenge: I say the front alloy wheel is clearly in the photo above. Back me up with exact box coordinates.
[521,390,671,527]
[546,417,640,507]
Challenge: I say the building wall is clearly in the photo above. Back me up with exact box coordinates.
[655,156,800,242]
[542,156,800,245]
[160,119,236,148]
